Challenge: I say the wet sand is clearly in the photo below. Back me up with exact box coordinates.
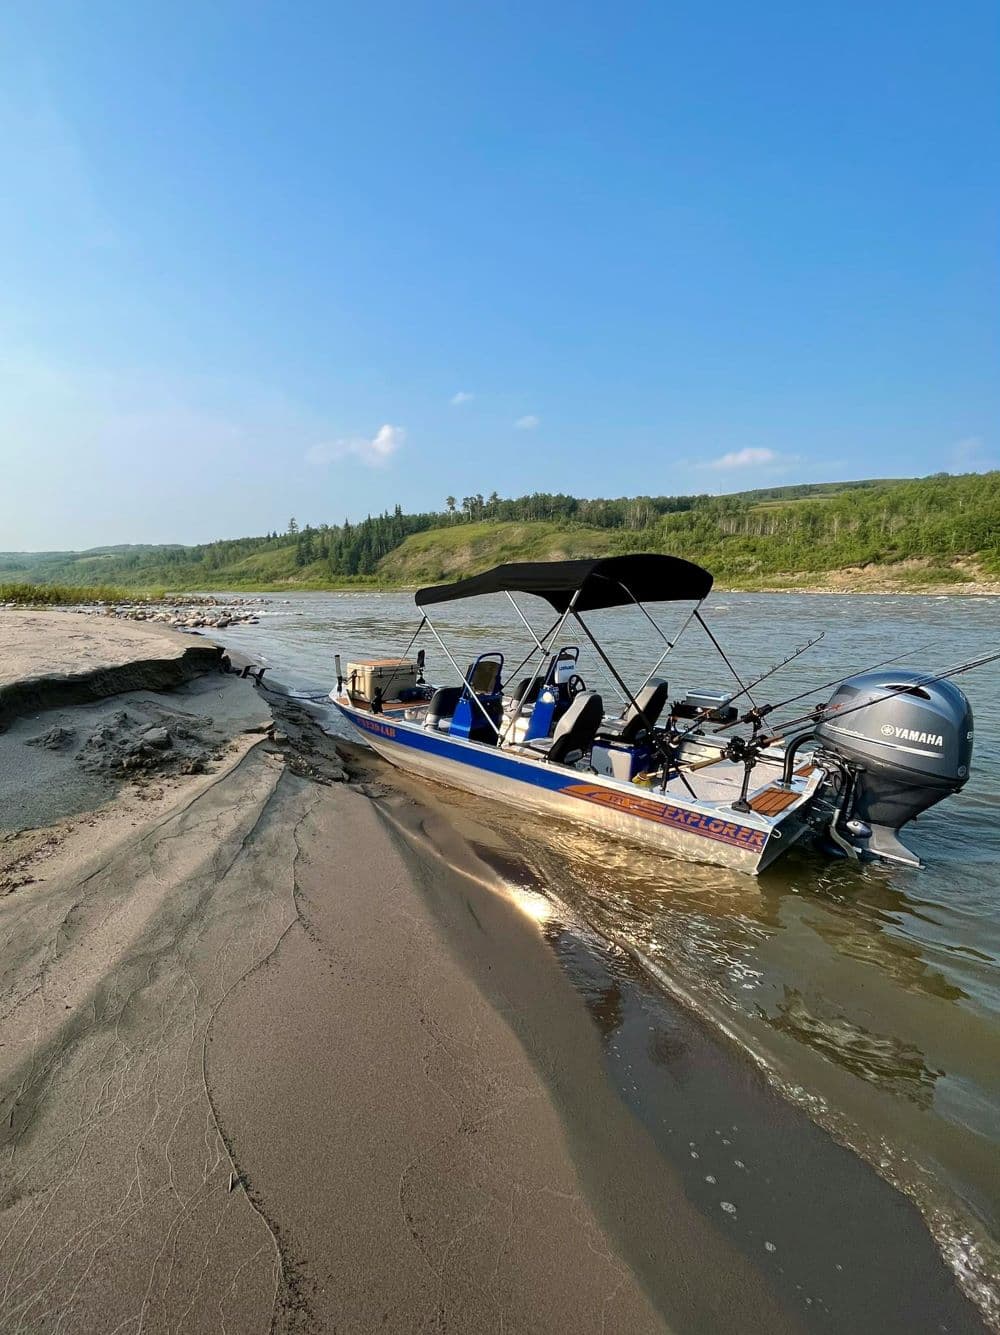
[0,613,989,1332]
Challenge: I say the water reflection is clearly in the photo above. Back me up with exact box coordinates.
[582,974,625,1039]
[769,986,942,1108]
[801,882,967,1005]
[527,812,969,1077]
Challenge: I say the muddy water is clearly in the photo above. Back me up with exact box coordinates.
[216,588,1000,1319]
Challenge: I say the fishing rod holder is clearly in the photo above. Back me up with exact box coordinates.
[655,730,698,799]
[738,703,772,733]
[726,736,761,813]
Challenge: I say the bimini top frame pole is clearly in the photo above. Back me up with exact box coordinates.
[421,611,504,740]
[694,610,758,710]
[499,589,583,744]
[632,597,704,697]
[504,590,549,657]
[502,612,562,683]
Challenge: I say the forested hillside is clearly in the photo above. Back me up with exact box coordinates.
[3,472,998,592]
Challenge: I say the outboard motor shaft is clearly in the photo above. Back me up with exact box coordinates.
[814,669,974,866]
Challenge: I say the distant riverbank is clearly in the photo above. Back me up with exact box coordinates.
[6,473,999,599]
[4,561,1000,611]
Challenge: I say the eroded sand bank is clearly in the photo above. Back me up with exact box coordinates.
[0,610,222,730]
[0,613,989,1333]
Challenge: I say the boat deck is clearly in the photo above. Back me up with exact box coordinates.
[656,755,798,808]
[343,690,814,817]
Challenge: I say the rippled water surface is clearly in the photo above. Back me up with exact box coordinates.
[216,588,1000,1306]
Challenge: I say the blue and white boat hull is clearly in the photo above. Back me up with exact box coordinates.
[332,696,816,874]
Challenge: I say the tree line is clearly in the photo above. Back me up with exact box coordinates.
[8,471,999,586]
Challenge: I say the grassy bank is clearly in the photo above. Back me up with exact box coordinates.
[0,583,166,606]
[0,579,381,603]
[3,561,997,605]
[375,520,617,584]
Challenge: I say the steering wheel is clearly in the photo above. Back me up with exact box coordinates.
[566,674,587,698]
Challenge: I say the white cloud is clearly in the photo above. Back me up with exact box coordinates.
[364,423,406,464]
[515,414,540,430]
[708,447,777,470]
[450,391,474,406]
[306,423,406,469]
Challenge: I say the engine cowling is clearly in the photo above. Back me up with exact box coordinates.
[814,669,973,865]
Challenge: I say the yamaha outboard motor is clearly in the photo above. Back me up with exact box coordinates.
[814,669,974,867]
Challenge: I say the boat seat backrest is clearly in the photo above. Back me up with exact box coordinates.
[426,685,463,730]
[467,658,502,696]
[618,678,670,744]
[510,675,544,711]
[546,691,604,764]
[550,650,579,686]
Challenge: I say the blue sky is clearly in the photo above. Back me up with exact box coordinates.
[1,1,997,549]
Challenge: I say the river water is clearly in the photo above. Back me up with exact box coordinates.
[214,588,1000,1318]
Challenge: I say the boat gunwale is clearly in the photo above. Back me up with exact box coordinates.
[331,692,821,836]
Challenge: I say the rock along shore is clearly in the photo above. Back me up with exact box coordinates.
[78,594,268,630]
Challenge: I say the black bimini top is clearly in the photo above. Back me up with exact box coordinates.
[414,553,713,614]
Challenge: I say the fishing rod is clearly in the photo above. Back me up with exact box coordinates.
[723,631,825,712]
[669,630,826,746]
[713,639,944,735]
[683,645,999,817]
[760,646,1000,746]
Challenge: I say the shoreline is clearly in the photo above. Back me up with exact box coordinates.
[4,571,1000,608]
[0,610,992,1332]
[338,725,1000,1332]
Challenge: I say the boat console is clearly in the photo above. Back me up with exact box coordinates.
[501,647,583,745]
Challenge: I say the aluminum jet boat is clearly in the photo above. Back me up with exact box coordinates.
[330,555,981,875]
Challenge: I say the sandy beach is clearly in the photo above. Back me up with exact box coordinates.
[0,612,989,1333]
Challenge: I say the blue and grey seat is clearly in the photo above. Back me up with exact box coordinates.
[425,655,505,736]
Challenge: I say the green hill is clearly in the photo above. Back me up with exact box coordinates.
[376,521,618,585]
[4,472,999,595]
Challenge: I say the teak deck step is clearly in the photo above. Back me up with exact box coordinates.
[749,785,801,816]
